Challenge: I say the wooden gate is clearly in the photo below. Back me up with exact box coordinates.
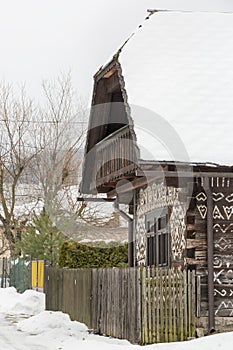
[141,267,196,343]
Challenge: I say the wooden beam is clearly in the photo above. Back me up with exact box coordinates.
[77,197,115,203]
[106,170,233,198]
[96,163,137,189]
[186,239,207,249]
[103,66,117,79]
[107,176,149,198]
[106,173,191,198]
[185,258,206,266]
[204,177,215,331]
[136,170,233,178]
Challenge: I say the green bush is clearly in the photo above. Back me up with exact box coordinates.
[59,241,128,268]
[16,211,66,266]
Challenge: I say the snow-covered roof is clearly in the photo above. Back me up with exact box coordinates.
[118,11,233,166]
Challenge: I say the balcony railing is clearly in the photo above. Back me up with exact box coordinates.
[90,125,139,191]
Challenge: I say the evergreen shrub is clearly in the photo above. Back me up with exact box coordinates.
[59,241,128,268]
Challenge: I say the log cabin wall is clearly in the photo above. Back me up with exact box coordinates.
[189,177,233,319]
[135,175,233,330]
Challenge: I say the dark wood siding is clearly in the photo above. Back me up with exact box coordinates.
[186,177,233,317]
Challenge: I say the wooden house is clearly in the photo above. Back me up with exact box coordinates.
[81,10,233,332]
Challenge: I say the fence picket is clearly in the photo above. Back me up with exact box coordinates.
[183,270,188,338]
[191,271,196,338]
[187,270,191,337]
[155,267,160,343]
[164,269,168,343]
[151,266,156,343]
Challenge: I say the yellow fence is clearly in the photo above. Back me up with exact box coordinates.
[31,260,45,292]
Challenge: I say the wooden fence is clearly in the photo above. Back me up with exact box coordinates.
[141,267,196,344]
[46,268,92,327]
[45,267,196,344]
[91,268,141,343]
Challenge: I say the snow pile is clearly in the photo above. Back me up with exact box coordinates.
[1,287,233,349]
[17,310,88,336]
[17,309,131,350]
[0,287,45,315]
[15,311,233,350]
[17,310,91,349]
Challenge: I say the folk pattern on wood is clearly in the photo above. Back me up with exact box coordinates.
[170,197,186,261]
[196,181,233,317]
[136,216,147,265]
[136,183,186,264]
[137,183,178,217]
[209,177,232,189]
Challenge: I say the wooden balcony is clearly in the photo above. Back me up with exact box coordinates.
[90,125,139,192]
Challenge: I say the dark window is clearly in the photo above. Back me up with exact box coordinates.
[146,210,169,267]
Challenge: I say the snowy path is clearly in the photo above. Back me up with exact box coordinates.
[0,314,49,350]
[0,287,233,350]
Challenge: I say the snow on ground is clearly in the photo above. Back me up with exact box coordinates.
[0,287,44,315]
[0,287,233,349]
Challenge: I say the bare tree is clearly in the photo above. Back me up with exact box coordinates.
[31,74,88,234]
[0,76,111,257]
[0,84,39,255]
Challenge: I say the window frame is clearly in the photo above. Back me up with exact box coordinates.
[145,208,170,267]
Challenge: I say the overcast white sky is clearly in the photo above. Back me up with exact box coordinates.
[1,0,233,101]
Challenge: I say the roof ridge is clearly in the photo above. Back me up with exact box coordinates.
[147,9,233,14]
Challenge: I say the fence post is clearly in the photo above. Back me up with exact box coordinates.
[164,269,168,343]
[136,267,142,344]
[191,270,196,337]
[184,269,188,338]
[141,267,147,344]
[168,269,172,342]
[196,274,201,318]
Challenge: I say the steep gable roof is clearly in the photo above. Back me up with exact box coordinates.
[116,11,233,166]
[81,11,233,194]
